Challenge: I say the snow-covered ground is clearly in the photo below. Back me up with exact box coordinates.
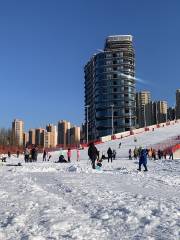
[0,123,180,240]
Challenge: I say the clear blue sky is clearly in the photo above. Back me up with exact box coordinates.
[0,0,179,130]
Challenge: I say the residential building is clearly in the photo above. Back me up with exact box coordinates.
[70,126,80,146]
[154,101,168,124]
[29,129,35,145]
[46,124,57,147]
[23,132,29,147]
[84,35,136,140]
[136,91,151,127]
[12,119,24,146]
[35,128,45,147]
[58,120,71,148]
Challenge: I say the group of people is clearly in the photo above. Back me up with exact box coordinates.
[24,146,38,162]
[128,147,174,161]
[57,148,80,163]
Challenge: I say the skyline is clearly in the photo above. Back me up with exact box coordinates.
[0,0,180,130]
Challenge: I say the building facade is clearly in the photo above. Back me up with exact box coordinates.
[46,124,57,147]
[176,89,180,119]
[136,91,152,127]
[85,35,136,140]
[12,119,24,146]
[29,129,35,145]
[154,101,168,124]
[70,126,80,146]
[35,128,45,147]
[58,120,71,148]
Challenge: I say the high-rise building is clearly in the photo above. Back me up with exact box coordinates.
[167,107,175,121]
[84,35,136,140]
[136,91,152,127]
[35,128,45,147]
[176,89,180,119]
[46,124,57,147]
[70,126,80,146]
[12,119,24,146]
[58,120,71,148]
[29,129,35,145]
[23,132,29,147]
[154,101,168,124]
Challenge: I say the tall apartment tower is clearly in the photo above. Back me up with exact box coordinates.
[153,101,168,124]
[29,129,35,145]
[176,89,180,119]
[58,120,71,148]
[85,35,136,140]
[35,128,45,147]
[136,91,152,127]
[46,124,57,147]
[12,119,24,146]
[70,126,80,146]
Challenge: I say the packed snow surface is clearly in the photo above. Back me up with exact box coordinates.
[0,123,180,240]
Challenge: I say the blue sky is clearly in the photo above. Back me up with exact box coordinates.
[0,0,179,130]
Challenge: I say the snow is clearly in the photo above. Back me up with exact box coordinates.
[0,123,180,239]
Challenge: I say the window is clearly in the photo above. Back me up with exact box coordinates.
[113,74,117,78]
[113,95,117,99]
[113,81,117,85]
[113,88,117,92]
[114,112,118,116]
[125,119,129,123]
[114,121,118,126]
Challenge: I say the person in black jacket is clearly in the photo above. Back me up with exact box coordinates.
[107,147,113,163]
[88,142,99,169]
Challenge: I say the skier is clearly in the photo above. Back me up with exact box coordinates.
[119,142,121,148]
[137,148,148,171]
[67,148,71,162]
[88,142,99,169]
[107,147,113,163]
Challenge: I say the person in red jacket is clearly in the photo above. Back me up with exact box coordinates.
[67,148,71,162]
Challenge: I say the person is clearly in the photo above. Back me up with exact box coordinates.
[152,149,156,160]
[8,151,11,158]
[129,149,132,160]
[24,147,30,163]
[77,149,80,161]
[163,150,167,160]
[119,142,121,148]
[112,149,116,160]
[43,149,47,161]
[31,146,37,162]
[169,149,173,160]
[158,149,161,159]
[107,147,113,163]
[67,148,71,162]
[57,155,68,163]
[88,142,99,169]
[137,148,148,171]
[134,147,138,160]
[148,148,152,160]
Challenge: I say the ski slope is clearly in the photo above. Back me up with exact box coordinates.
[0,123,180,240]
